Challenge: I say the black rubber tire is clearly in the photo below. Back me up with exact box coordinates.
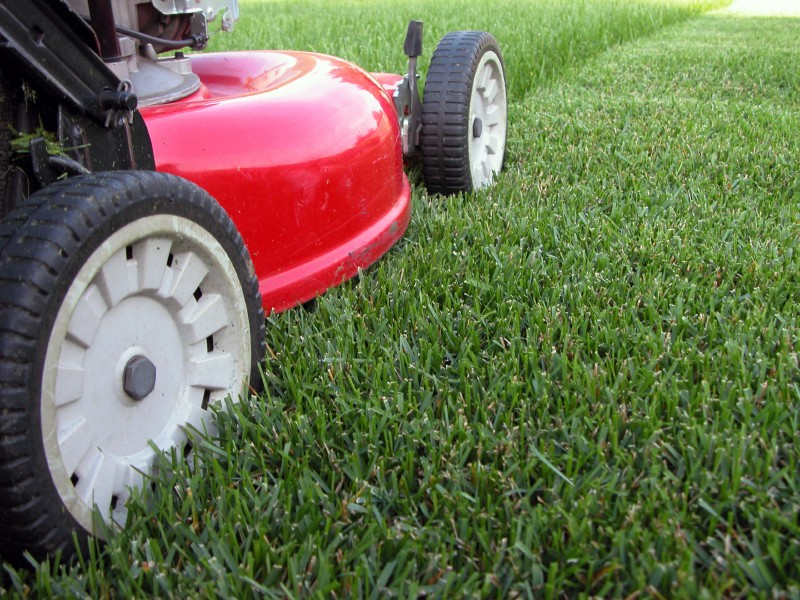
[0,70,14,218]
[0,171,265,563]
[421,31,507,195]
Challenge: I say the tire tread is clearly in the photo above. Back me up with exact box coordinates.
[421,31,505,195]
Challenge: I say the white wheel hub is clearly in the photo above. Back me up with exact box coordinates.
[40,214,251,533]
[468,49,507,189]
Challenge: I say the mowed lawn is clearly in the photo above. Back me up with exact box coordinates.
[3,1,799,597]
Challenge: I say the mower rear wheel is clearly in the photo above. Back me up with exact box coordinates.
[0,171,265,561]
[421,31,507,195]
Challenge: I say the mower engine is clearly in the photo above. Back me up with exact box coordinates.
[67,0,238,105]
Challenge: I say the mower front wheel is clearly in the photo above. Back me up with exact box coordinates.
[0,171,265,561]
[421,31,508,195]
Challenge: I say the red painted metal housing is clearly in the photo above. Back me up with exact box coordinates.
[141,51,410,313]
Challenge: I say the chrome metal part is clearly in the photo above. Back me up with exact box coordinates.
[132,55,200,106]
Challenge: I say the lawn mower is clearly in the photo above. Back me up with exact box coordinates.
[0,0,507,561]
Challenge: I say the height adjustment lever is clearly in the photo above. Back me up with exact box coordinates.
[395,20,424,158]
[404,20,423,58]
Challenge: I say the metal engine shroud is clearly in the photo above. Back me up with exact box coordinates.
[66,0,239,105]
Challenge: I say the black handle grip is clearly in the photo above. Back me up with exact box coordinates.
[404,20,423,57]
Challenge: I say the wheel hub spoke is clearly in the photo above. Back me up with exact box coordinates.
[136,237,173,292]
[58,417,91,476]
[67,286,106,347]
[165,251,210,308]
[182,293,229,343]
[54,364,84,407]
[481,78,498,105]
[97,250,131,308]
[187,351,236,390]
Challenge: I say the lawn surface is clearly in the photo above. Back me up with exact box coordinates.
[3,0,800,597]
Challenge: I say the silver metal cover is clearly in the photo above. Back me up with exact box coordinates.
[150,0,239,23]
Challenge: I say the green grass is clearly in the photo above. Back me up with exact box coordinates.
[214,0,724,97]
[5,0,800,597]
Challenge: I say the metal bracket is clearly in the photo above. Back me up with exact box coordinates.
[29,137,90,188]
[100,80,137,128]
[394,20,423,159]
[189,12,209,50]
[29,137,58,186]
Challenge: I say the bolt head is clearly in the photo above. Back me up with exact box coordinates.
[123,355,157,401]
[472,117,483,139]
